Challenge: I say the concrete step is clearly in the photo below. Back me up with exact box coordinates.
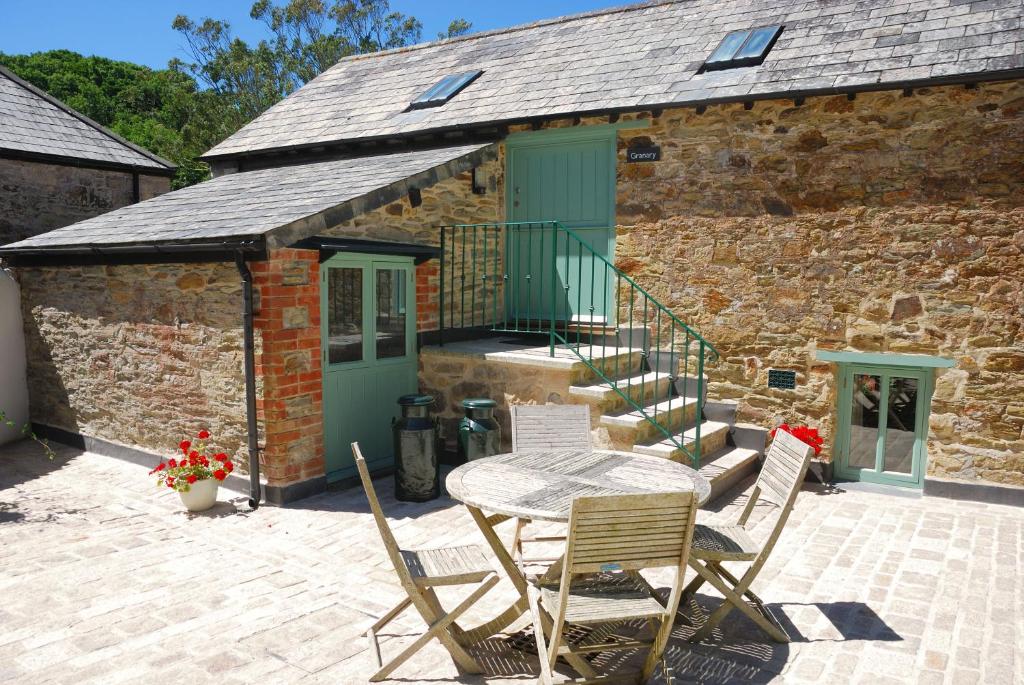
[568,371,674,414]
[631,420,731,463]
[697,446,760,501]
[599,396,699,447]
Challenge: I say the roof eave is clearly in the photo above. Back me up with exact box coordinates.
[0,147,177,177]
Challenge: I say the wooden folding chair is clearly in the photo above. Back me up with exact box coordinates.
[353,443,500,682]
[510,404,592,565]
[528,492,698,685]
[680,428,815,643]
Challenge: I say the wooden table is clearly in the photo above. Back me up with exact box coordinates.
[446,449,711,674]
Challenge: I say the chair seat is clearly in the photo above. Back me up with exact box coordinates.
[690,523,760,561]
[540,572,666,625]
[401,545,493,586]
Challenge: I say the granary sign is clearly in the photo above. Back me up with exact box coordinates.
[626,145,661,162]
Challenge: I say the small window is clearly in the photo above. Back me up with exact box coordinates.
[703,25,783,71]
[409,70,482,109]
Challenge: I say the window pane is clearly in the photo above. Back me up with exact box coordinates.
[707,30,750,63]
[327,267,363,364]
[735,25,782,60]
[849,374,882,470]
[883,377,918,474]
[376,268,407,359]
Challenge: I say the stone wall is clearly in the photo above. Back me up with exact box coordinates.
[0,158,170,245]
[322,152,506,331]
[610,79,1024,486]
[17,262,249,461]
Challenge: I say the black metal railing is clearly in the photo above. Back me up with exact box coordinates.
[438,221,719,468]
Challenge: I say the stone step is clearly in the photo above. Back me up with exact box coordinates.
[631,420,732,463]
[697,446,760,501]
[599,396,699,447]
[568,371,674,414]
[476,342,644,384]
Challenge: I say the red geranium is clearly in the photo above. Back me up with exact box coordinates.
[152,431,236,493]
[770,423,824,455]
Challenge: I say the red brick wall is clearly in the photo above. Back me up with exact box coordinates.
[251,248,324,487]
[416,261,439,333]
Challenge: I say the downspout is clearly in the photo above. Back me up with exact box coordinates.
[235,252,262,509]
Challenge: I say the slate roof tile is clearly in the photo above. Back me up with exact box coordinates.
[0,143,489,250]
[204,0,1024,159]
[0,66,172,171]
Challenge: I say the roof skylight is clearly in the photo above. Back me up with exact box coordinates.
[703,25,783,71]
[409,70,483,109]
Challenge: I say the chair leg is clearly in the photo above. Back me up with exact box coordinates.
[367,597,413,667]
[687,561,789,644]
[526,584,554,685]
[370,575,499,682]
[512,517,526,560]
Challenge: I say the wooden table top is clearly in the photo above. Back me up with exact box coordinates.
[445,450,712,522]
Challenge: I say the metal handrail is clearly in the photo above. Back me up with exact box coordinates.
[438,221,718,468]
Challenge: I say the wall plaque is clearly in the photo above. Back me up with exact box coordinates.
[626,146,661,162]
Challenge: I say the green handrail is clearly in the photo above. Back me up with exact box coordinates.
[438,221,719,468]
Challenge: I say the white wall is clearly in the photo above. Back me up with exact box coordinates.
[0,268,28,445]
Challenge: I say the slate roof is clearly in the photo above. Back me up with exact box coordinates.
[0,66,174,172]
[205,0,1024,159]
[0,143,492,252]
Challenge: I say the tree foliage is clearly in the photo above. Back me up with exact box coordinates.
[2,1,470,189]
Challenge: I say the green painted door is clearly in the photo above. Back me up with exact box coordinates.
[321,254,417,481]
[834,363,932,488]
[506,129,616,324]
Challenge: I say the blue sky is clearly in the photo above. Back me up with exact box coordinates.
[0,1,625,69]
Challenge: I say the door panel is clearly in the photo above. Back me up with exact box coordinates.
[836,364,930,488]
[508,132,616,323]
[321,256,417,481]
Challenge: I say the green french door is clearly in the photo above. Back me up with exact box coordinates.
[321,254,417,481]
[506,128,616,324]
[834,364,932,488]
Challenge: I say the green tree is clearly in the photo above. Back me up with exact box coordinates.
[173,0,471,125]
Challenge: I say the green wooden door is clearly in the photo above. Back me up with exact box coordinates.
[321,254,417,481]
[834,364,932,488]
[506,129,616,324]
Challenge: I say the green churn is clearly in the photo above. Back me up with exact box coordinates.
[393,394,440,502]
[457,398,501,462]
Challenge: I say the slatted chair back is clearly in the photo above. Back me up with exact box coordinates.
[353,443,418,593]
[736,429,815,562]
[563,492,697,575]
[511,404,592,453]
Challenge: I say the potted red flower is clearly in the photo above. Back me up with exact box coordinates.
[151,429,234,512]
[770,423,824,455]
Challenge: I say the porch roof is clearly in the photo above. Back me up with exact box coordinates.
[0,142,494,256]
[204,0,1024,160]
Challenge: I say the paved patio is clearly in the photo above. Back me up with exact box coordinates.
[0,439,1020,685]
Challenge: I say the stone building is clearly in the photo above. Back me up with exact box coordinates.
[1,0,1021,504]
[0,65,173,444]
[0,65,174,245]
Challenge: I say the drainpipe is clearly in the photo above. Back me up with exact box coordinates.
[236,252,262,509]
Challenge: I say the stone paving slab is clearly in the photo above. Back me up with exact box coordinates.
[0,439,1021,684]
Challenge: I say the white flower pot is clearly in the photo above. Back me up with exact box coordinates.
[178,478,219,512]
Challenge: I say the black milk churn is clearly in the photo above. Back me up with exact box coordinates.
[458,398,501,462]
[393,394,440,502]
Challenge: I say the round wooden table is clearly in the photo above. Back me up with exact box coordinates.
[446,449,711,665]
[446,449,712,522]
